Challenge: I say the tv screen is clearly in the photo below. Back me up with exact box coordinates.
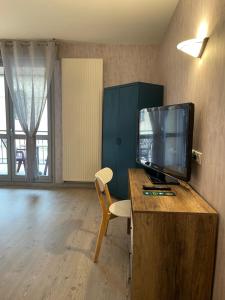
[137,103,194,181]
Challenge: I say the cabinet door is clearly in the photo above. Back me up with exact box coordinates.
[138,83,163,109]
[102,88,119,194]
[116,85,138,198]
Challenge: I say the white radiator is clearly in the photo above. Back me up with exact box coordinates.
[61,58,103,182]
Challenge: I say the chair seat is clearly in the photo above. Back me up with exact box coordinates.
[109,200,131,218]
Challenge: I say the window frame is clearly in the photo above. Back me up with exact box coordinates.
[0,61,54,183]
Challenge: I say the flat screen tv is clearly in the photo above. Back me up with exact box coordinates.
[137,103,194,184]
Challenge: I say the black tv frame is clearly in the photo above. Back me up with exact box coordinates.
[136,102,194,184]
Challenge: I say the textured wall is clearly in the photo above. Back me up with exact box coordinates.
[159,1,225,299]
[55,42,160,183]
[53,61,62,184]
[59,42,160,87]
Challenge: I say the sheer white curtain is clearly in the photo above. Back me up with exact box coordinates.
[0,40,56,181]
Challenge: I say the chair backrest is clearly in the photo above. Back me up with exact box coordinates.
[16,149,25,160]
[95,167,113,191]
[95,168,113,214]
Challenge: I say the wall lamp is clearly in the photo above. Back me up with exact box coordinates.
[177,37,209,58]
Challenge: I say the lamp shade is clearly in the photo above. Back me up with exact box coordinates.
[177,37,209,58]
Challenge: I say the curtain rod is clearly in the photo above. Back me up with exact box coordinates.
[0,39,60,46]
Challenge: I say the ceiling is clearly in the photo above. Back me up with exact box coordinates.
[1,0,179,44]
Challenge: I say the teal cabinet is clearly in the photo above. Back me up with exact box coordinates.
[102,82,163,199]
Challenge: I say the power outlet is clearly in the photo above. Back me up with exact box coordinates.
[192,149,203,165]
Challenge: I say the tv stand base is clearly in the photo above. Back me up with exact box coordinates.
[145,168,180,185]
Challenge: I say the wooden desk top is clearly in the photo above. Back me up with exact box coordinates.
[129,168,217,214]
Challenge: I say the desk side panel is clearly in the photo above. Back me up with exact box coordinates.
[131,212,218,300]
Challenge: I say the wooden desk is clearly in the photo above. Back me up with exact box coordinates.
[128,168,218,300]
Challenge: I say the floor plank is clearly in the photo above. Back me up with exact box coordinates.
[0,188,129,300]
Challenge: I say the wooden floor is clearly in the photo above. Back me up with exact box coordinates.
[0,187,129,300]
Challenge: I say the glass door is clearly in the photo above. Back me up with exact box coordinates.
[0,66,52,183]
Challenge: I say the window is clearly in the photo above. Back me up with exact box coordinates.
[0,65,53,182]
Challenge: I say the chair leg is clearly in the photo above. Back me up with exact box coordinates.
[127,218,131,235]
[94,213,110,263]
[17,161,22,173]
[104,216,110,236]
[44,159,48,175]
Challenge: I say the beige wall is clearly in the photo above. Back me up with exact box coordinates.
[159,1,225,299]
[55,42,160,183]
[59,42,160,87]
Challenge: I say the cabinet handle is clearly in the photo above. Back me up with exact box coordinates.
[116,137,122,145]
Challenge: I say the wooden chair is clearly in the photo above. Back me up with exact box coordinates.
[94,167,131,263]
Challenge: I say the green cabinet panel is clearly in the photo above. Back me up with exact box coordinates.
[102,82,163,198]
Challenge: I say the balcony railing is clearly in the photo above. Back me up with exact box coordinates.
[0,138,48,176]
